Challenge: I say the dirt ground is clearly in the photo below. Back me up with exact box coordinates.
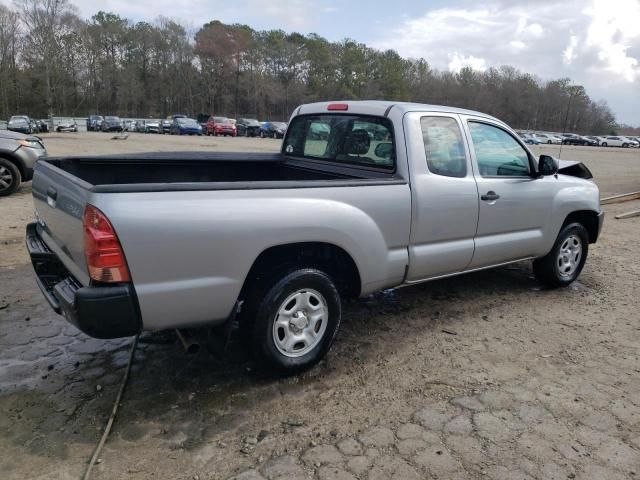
[0,133,639,480]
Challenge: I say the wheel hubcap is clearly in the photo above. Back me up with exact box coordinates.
[557,235,582,278]
[0,166,14,191]
[273,289,328,358]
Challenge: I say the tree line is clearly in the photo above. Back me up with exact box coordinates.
[0,0,620,134]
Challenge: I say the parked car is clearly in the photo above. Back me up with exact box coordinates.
[123,120,135,132]
[260,121,287,138]
[308,121,330,140]
[26,100,603,374]
[0,129,47,196]
[535,133,562,144]
[132,120,147,133]
[170,117,203,136]
[600,136,634,147]
[160,119,172,134]
[519,133,540,145]
[36,120,49,133]
[145,120,160,134]
[8,116,35,134]
[236,118,262,137]
[205,116,237,136]
[585,136,602,146]
[86,115,104,131]
[56,120,78,132]
[562,135,597,146]
[101,116,123,132]
[625,137,640,147]
[196,114,211,131]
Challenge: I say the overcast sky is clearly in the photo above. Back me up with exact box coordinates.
[6,0,639,125]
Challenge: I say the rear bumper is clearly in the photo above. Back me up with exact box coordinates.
[26,222,141,339]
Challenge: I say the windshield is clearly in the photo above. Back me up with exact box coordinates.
[105,116,119,121]
[214,117,229,123]
[178,118,199,127]
[242,119,260,126]
[284,114,395,170]
[271,122,287,129]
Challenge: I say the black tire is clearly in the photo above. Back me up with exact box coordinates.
[0,158,21,197]
[602,142,607,147]
[622,143,628,148]
[247,268,342,375]
[533,222,589,288]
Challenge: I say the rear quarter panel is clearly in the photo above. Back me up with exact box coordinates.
[97,183,411,330]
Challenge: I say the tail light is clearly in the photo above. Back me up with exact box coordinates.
[83,205,131,283]
[328,103,349,111]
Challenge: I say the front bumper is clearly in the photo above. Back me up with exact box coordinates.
[16,145,46,181]
[26,222,141,339]
[595,211,605,243]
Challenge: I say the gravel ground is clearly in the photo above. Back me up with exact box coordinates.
[0,133,639,480]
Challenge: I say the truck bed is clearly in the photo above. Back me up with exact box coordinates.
[44,152,398,193]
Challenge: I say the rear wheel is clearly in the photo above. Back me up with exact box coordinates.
[246,268,341,374]
[622,143,628,148]
[0,159,21,197]
[533,223,588,288]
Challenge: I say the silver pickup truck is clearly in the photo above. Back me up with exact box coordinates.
[27,101,603,373]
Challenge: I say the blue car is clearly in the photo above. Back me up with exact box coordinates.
[170,117,202,136]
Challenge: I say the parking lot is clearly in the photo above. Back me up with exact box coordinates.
[1,133,639,480]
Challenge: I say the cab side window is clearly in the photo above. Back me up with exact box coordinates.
[420,116,467,178]
[469,122,531,177]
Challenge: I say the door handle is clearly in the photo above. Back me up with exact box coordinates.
[46,187,57,207]
[481,191,500,201]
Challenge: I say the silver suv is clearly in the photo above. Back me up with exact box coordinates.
[0,129,47,196]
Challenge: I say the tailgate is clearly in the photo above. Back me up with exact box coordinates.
[31,160,92,286]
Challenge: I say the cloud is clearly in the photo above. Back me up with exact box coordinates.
[583,0,640,82]
[372,0,640,124]
[448,53,487,73]
[563,35,579,65]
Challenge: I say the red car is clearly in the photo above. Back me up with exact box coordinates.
[205,116,237,137]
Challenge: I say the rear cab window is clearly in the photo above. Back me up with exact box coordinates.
[283,114,395,170]
[420,116,467,177]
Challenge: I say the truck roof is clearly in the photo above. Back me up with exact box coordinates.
[295,100,505,125]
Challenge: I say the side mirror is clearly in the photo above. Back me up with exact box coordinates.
[538,154,558,176]
[374,142,393,159]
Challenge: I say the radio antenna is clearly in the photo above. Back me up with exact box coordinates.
[559,86,576,160]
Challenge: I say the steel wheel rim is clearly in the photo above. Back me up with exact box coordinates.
[557,234,582,278]
[0,166,14,191]
[272,288,328,358]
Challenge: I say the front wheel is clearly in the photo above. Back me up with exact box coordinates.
[0,159,21,197]
[247,269,341,374]
[533,223,589,288]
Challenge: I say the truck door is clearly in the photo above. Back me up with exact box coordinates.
[462,117,552,268]
[404,112,479,281]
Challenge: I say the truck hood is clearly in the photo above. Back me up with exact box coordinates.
[558,159,593,179]
[0,130,30,141]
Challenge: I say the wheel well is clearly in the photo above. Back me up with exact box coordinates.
[239,242,362,300]
[563,210,599,243]
[0,153,25,181]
